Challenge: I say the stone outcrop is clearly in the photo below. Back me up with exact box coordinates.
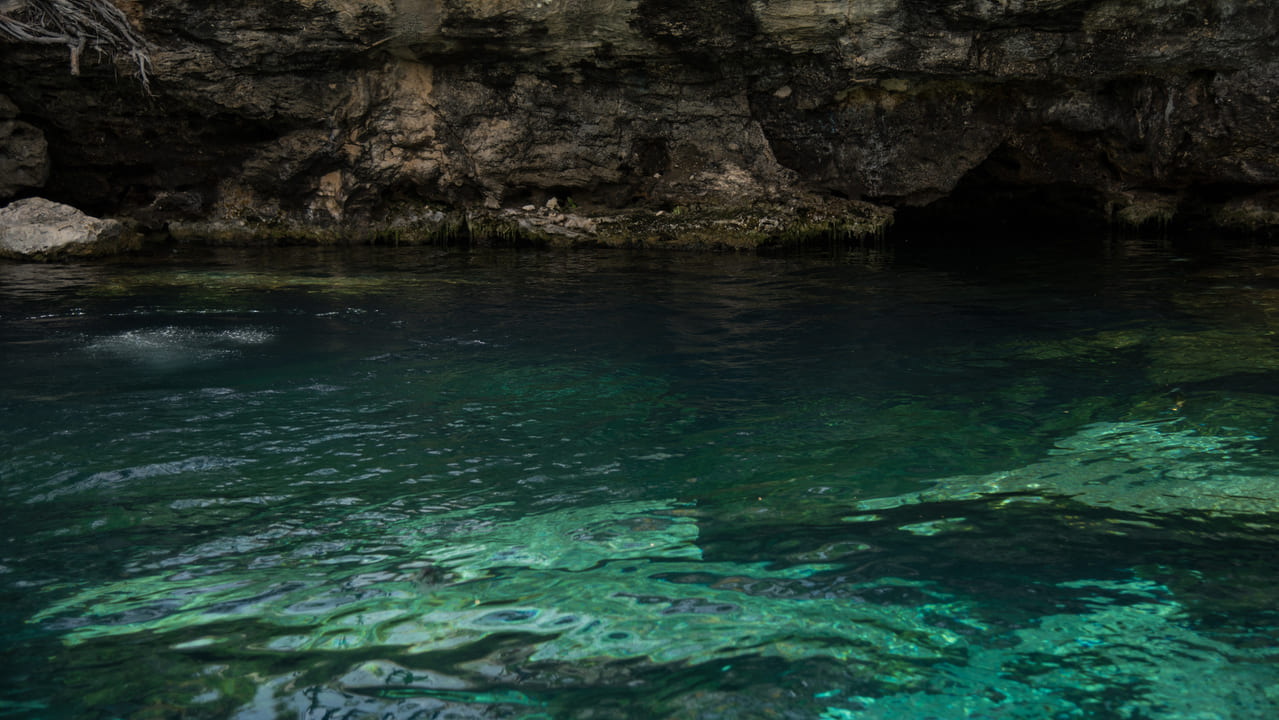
[0,197,136,259]
[1,0,1277,246]
[0,94,49,197]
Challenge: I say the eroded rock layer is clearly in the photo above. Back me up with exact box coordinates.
[1,0,1277,245]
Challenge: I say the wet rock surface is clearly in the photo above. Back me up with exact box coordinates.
[1,0,1277,245]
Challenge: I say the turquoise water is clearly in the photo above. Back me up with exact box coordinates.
[2,240,1278,719]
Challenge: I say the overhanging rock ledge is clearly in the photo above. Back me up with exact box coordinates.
[1,0,1277,247]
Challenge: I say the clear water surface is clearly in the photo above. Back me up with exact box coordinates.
[2,238,1278,719]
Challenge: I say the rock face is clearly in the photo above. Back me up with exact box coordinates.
[0,94,49,197]
[1,0,1277,244]
[0,197,135,259]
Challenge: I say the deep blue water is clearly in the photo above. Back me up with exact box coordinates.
[2,239,1278,719]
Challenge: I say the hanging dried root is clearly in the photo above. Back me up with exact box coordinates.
[0,0,152,92]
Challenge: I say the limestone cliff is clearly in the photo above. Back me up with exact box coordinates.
[1,0,1277,246]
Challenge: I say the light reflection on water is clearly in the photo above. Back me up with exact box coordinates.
[2,241,1279,718]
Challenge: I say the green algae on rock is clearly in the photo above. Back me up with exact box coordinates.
[165,201,894,251]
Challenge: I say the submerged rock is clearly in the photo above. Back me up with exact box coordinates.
[853,419,1279,517]
[0,197,137,260]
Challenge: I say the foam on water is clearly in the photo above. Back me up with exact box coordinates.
[84,326,273,367]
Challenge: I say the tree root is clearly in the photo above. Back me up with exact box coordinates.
[0,0,151,91]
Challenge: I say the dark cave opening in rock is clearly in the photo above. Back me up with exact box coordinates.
[889,181,1114,243]
[887,141,1119,243]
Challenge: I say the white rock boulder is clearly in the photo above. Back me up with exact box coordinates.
[0,197,135,259]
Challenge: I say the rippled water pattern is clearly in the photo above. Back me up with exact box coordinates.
[2,242,1278,719]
